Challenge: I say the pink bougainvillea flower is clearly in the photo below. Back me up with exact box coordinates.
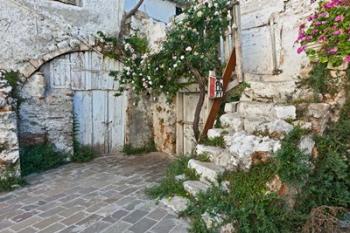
[333,29,343,35]
[344,55,350,63]
[335,15,345,22]
[319,12,330,18]
[324,0,342,8]
[328,47,338,54]
[314,21,322,26]
[312,29,319,35]
[297,46,306,54]
[305,36,313,41]
[318,35,327,42]
[297,31,306,40]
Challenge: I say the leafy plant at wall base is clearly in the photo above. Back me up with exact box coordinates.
[20,144,67,176]
[71,114,96,163]
[199,136,225,148]
[122,141,156,155]
[275,127,311,185]
[145,156,194,199]
[297,97,350,213]
[0,167,25,192]
[303,62,336,95]
[183,162,302,233]
[71,145,96,163]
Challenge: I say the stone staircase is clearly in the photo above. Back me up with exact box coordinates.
[161,79,298,225]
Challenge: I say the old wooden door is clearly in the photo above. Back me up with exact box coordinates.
[42,51,125,154]
[176,88,209,155]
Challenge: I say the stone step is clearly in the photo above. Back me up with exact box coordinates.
[241,80,296,103]
[161,196,189,214]
[196,144,224,158]
[254,119,293,136]
[237,101,296,120]
[207,128,226,139]
[224,101,239,113]
[183,180,210,196]
[224,132,281,170]
[219,113,243,131]
[188,159,225,183]
[243,118,293,136]
[212,150,238,171]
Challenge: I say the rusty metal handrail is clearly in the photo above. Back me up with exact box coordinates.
[202,0,242,137]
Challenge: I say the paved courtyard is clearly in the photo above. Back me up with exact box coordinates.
[0,153,189,233]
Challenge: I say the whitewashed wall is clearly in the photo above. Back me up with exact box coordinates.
[0,0,124,72]
[0,0,125,176]
[240,0,315,81]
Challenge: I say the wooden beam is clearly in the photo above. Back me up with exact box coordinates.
[201,49,237,137]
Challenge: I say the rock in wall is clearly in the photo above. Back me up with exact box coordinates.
[19,72,74,153]
[0,72,20,177]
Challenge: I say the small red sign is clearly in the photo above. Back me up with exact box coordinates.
[209,75,223,99]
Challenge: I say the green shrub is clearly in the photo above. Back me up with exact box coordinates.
[0,168,25,192]
[71,145,96,163]
[200,136,225,148]
[146,156,196,199]
[276,128,311,185]
[123,141,156,155]
[183,162,302,233]
[297,96,350,213]
[20,143,67,176]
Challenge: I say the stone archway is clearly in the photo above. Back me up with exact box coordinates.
[19,50,126,155]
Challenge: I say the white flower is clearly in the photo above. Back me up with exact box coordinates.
[197,11,203,17]
[160,85,164,89]
[181,35,185,40]
[214,3,218,8]
[173,56,177,60]
[194,52,199,56]
[132,54,137,60]
[214,11,219,16]
[127,71,131,75]
[186,46,192,52]
[173,64,178,68]
[180,55,185,60]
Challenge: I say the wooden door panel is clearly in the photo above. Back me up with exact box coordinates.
[92,90,108,154]
[71,52,86,90]
[73,91,93,146]
[45,51,125,155]
[108,91,125,153]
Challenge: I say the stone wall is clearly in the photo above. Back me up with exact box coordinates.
[240,0,315,82]
[0,0,124,177]
[124,12,177,154]
[0,71,20,177]
[19,72,74,153]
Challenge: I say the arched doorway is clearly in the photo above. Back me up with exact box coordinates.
[20,51,126,155]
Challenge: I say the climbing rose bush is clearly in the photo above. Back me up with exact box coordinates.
[296,0,350,66]
[112,0,230,98]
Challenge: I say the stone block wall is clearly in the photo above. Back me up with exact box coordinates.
[19,72,74,153]
[0,72,20,177]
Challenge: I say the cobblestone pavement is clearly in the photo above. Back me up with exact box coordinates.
[0,153,189,233]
